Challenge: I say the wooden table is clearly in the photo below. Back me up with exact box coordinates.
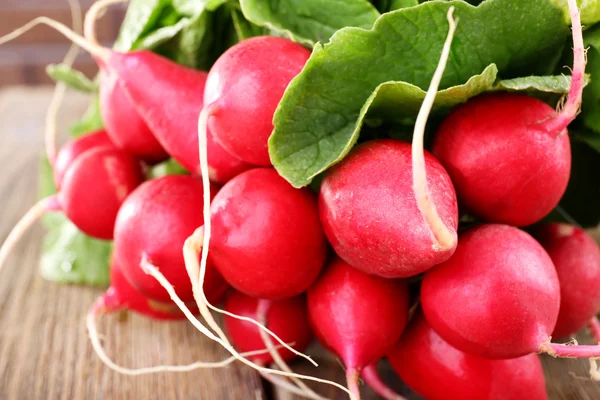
[0,87,598,400]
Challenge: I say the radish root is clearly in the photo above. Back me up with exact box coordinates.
[256,300,326,400]
[411,6,458,251]
[87,297,288,375]
[588,317,600,381]
[0,196,60,274]
[0,17,109,60]
[46,0,83,164]
[345,369,361,400]
[144,253,355,398]
[542,0,585,134]
[84,0,129,47]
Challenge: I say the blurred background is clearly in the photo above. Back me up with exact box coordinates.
[0,0,125,86]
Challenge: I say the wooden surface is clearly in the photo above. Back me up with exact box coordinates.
[0,87,600,400]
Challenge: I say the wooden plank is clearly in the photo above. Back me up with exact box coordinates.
[0,87,265,400]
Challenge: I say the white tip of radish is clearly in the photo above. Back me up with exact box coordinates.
[411,6,458,251]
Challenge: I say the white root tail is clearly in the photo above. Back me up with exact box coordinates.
[0,196,59,275]
[45,0,83,164]
[87,296,289,375]
[256,300,326,400]
[0,17,109,59]
[411,6,458,251]
[142,259,356,398]
[84,0,129,47]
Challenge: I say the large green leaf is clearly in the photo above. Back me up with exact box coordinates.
[269,0,570,187]
[551,0,600,25]
[491,74,589,93]
[239,0,380,46]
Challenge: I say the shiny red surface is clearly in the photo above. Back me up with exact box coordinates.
[60,147,145,240]
[108,50,248,183]
[210,168,327,300]
[307,257,409,371]
[319,139,458,278]
[204,36,310,166]
[421,224,560,359]
[99,67,168,163]
[389,314,548,400]
[432,93,571,226]
[223,291,313,364]
[537,223,600,339]
[113,175,228,303]
[53,130,115,189]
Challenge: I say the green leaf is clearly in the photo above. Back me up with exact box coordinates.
[173,0,227,15]
[551,0,600,25]
[148,158,189,178]
[239,0,380,46]
[230,4,268,40]
[135,17,191,49]
[114,0,170,52]
[69,98,104,137]
[581,25,600,134]
[46,64,98,93]
[389,0,419,10]
[491,74,590,93]
[556,135,600,227]
[269,0,570,187]
[40,218,111,287]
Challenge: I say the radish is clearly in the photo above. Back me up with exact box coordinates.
[318,8,459,278]
[203,36,311,166]
[430,0,583,227]
[307,257,409,399]
[421,224,561,359]
[112,175,228,304]
[208,168,327,300]
[536,223,600,339]
[98,67,169,163]
[84,0,167,164]
[0,141,144,270]
[388,313,548,400]
[421,223,600,365]
[224,291,313,364]
[53,129,115,188]
[361,364,406,400]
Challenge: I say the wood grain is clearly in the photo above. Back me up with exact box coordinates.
[1,87,600,400]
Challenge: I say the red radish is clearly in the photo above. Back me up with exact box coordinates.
[203,36,311,166]
[113,175,228,304]
[0,141,144,269]
[209,168,327,299]
[98,68,169,163]
[223,291,313,364]
[319,9,460,279]
[307,257,409,399]
[431,0,584,227]
[420,223,600,363]
[536,223,600,339]
[53,129,115,188]
[388,314,548,400]
[421,224,561,359]
[319,139,458,278]
[60,146,145,239]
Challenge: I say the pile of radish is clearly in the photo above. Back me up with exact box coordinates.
[2,0,600,398]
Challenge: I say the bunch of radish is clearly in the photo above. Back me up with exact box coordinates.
[1,0,600,398]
